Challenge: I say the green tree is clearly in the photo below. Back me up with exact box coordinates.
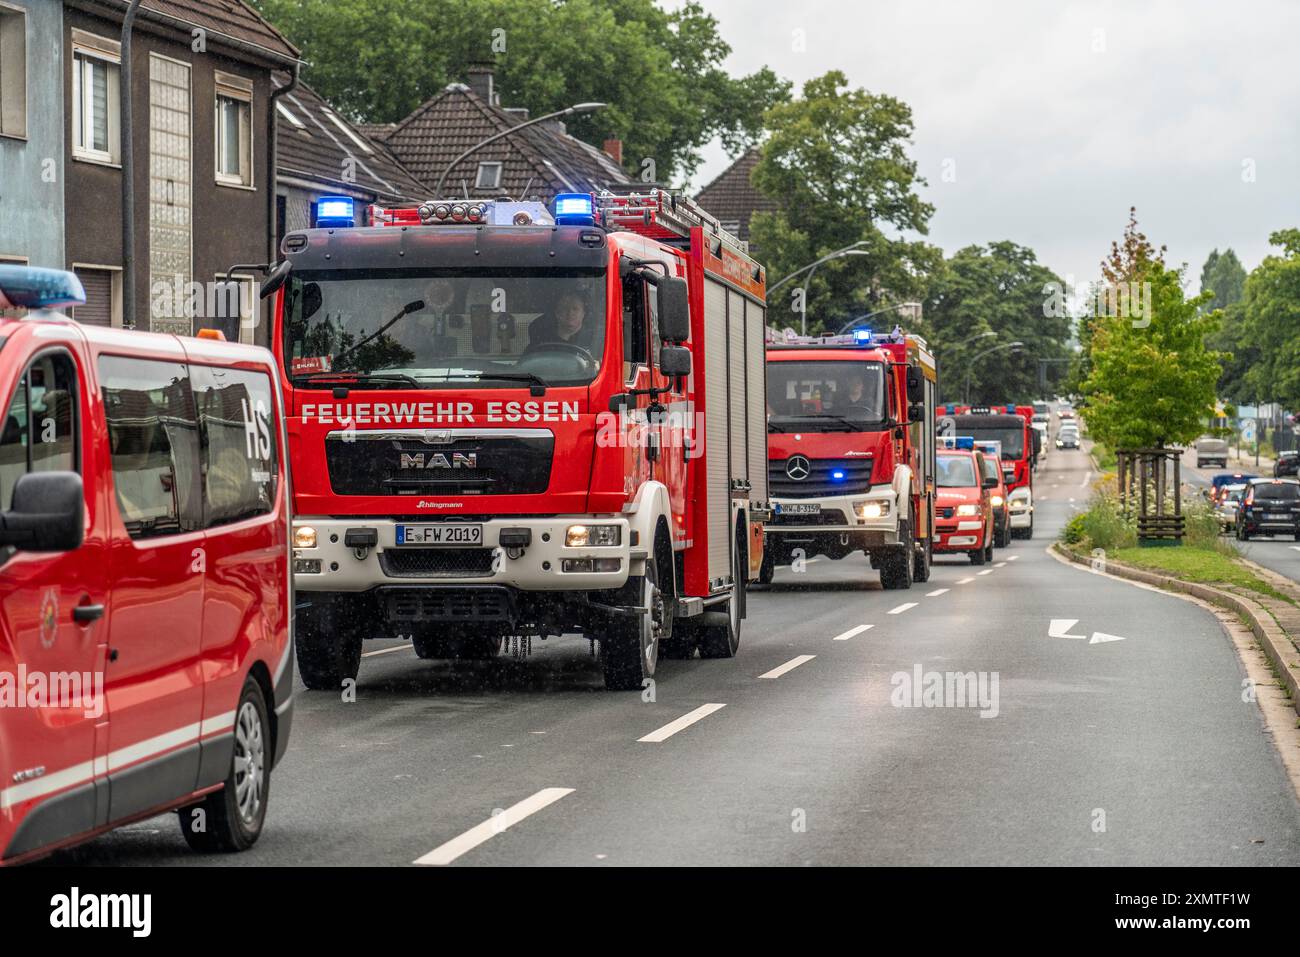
[1199,247,1247,312]
[1237,230,1300,408]
[251,0,789,181]
[920,242,1072,404]
[1081,214,1223,449]
[749,71,940,332]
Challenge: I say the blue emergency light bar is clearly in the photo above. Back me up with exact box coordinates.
[314,196,356,228]
[853,328,873,344]
[0,265,86,309]
[553,193,597,226]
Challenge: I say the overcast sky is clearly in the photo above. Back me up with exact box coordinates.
[675,0,1300,293]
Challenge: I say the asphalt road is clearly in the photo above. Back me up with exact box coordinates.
[52,446,1300,866]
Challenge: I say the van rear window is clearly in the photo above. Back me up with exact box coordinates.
[191,365,279,525]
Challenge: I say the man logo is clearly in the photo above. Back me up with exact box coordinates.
[786,455,811,481]
[399,452,477,469]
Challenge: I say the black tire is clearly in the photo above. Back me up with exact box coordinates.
[912,531,932,584]
[694,528,743,659]
[600,556,665,690]
[758,544,775,585]
[969,542,986,565]
[984,529,994,563]
[880,517,914,590]
[994,514,1010,548]
[295,601,363,691]
[180,677,270,853]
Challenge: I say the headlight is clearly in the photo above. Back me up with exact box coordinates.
[294,526,317,549]
[859,500,890,519]
[990,495,1004,506]
[566,524,622,547]
[956,504,979,516]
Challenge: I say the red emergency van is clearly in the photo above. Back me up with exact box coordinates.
[0,266,293,864]
[933,440,995,564]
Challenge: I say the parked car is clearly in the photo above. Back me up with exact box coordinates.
[0,265,294,865]
[1195,436,1229,468]
[1237,478,1300,541]
[1274,451,1299,478]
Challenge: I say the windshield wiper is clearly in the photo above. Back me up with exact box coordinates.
[330,298,426,367]
[418,371,548,396]
[293,372,420,389]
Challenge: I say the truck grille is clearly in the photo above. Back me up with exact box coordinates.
[326,432,553,496]
[380,548,496,578]
[382,586,514,621]
[768,457,873,498]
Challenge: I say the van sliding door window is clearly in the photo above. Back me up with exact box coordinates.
[190,364,278,527]
[0,352,80,510]
[98,356,202,538]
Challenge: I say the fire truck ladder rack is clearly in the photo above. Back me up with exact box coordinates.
[595,189,749,256]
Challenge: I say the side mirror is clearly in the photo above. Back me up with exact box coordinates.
[260,259,292,299]
[1031,430,1042,456]
[907,402,925,422]
[657,277,690,343]
[983,476,998,490]
[0,471,84,552]
[609,393,632,413]
[905,365,924,404]
[659,344,692,379]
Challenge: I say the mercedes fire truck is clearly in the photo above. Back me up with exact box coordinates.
[265,190,769,690]
[763,329,938,588]
[938,404,1038,538]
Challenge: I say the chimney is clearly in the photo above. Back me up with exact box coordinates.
[602,139,623,165]
[466,63,496,105]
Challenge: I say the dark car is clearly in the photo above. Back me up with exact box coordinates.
[1237,478,1300,540]
[1274,451,1299,478]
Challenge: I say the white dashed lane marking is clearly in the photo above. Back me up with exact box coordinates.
[977,569,993,576]
[888,602,918,615]
[759,655,817,679]
[637,704,727,743]
[956,577,975,584]
[832,624,873,642]
[413,787,574,866]
[926,588,949,597]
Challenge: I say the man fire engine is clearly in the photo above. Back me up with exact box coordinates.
[938,404,1038,538]
[263,190,769,690]
[763,327,938,588]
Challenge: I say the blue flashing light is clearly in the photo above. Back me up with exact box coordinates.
[830,469,847,482]
[955,436,975,450]
[314,196,356,228]
[853,328,872,344]
[945,404,956,415]
[0,265,85,309]
[553,192,596,226]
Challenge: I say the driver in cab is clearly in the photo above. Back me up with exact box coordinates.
[524,292,593,354]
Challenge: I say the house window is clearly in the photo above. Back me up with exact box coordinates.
[0,4,27,138]
[475,162,503,190]
[214,71,252,186]
[72,46,120,163]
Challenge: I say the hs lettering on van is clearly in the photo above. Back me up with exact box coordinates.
[242,397,273,460]
[49,887,151,937]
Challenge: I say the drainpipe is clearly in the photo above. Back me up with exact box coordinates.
[120,0,143,327]
[267,63,300,263]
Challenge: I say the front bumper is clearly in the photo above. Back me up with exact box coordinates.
[292,516,633,592]
[1008,491,1033,529]
[934,518,986,552]
[767,487,900,543]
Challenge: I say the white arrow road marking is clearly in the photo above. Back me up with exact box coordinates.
[759,655,816,679]
[637,703,726,743]
[1089,631,1128,644]
[888,602,918,615]
[414,787,574,866]
[926,588,949,597]
[832,624,873,641]
[956,577,975,584]
[1049,619,1087,639]
[363,644,413,658]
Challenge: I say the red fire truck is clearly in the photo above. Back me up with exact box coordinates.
[264,190,769,690]
[937,404,1039,538]
[764,329,938,588]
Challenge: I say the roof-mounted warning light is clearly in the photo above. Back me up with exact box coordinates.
[553,192,597,227]
[313,196,355,229]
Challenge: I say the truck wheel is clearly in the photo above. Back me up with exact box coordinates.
[758,545,775,585]
[984,530,994,563]
[995,517,1010,548]
[695,532,744,659]
[880,518,914,590]
[180,677,270,853]
[295,602,363,691]
[912,532,931,583]
[968,541,987,565]
[600,557,664,690]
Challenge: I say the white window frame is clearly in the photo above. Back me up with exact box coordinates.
[475,161,503,190]
[276,100,306,132]
[0,2,28,140]
[71,40,121,165]
[69,262,123,328]
[214,71,253,188]
[322,108,371,154]
[215,271,257,344]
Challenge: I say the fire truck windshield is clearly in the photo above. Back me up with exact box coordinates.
[281,268,607,388]
[952,417,1026,460]
[766,360,887,432]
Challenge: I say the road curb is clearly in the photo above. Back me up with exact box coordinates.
[1053,543,1300,714]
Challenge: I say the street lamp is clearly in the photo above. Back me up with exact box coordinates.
[964,340,1024,404]
[836,301,923,335]
[434,101,608,197]
[767,242,872,336]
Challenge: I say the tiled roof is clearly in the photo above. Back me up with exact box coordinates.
[381,84,631,200]
[276,82,426,203]
[695,147,779,243]
[90,0,299,62]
